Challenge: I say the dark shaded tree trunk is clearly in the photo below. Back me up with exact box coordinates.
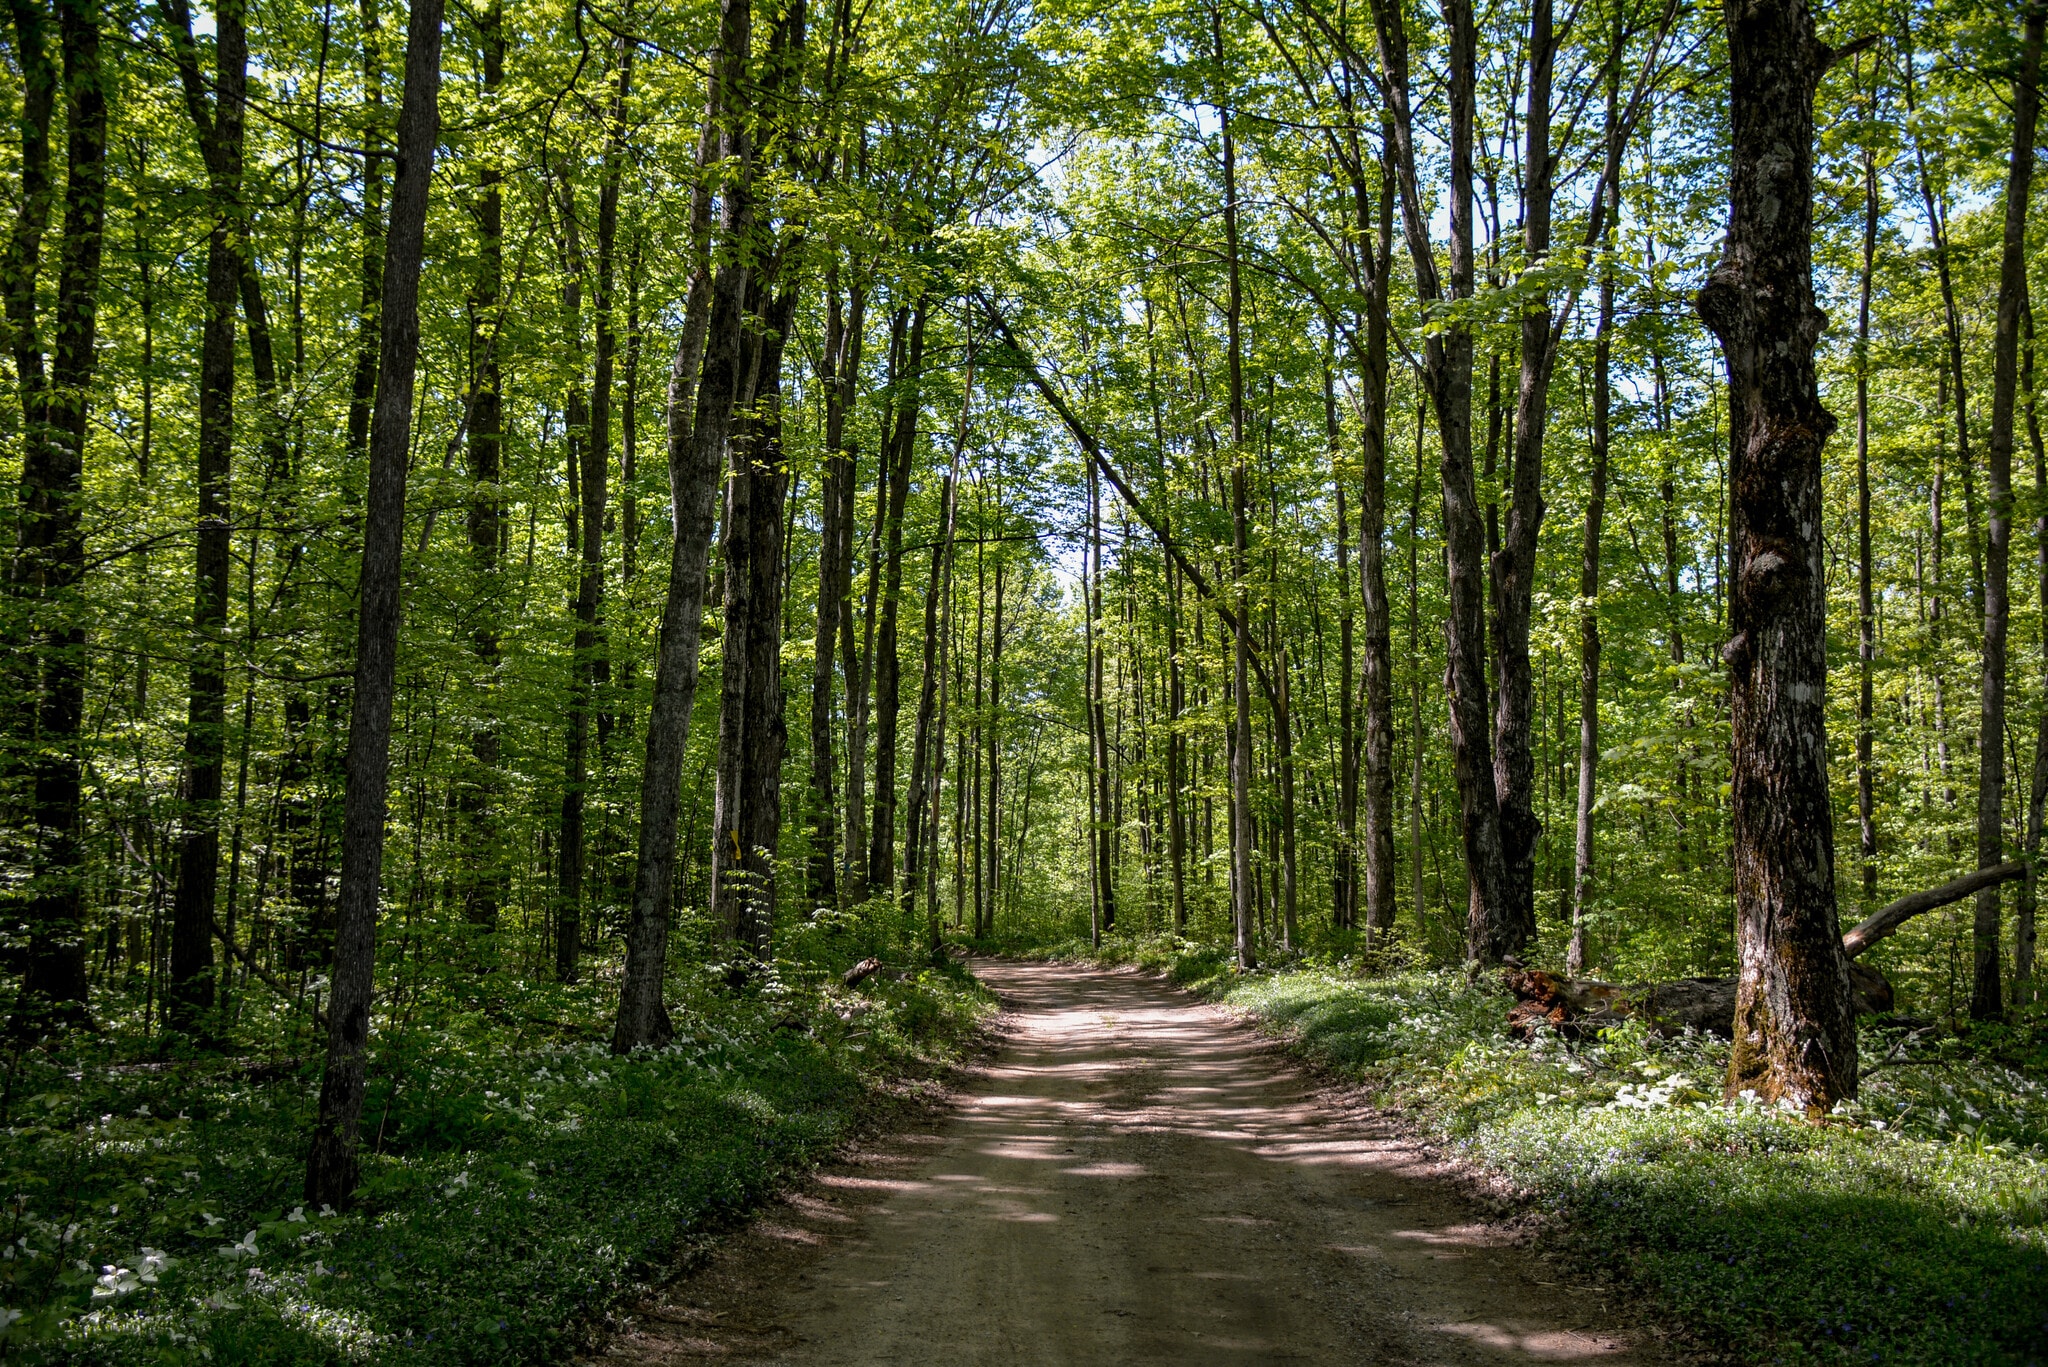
[1489,0,1555,954]
[458,0,506,936]
[1975,0,2044,1021]
[163,0,250,1032]
[905,352,968,942]
[1854,60,1877,912]
[1218,10,1255,969]
[1356,155,1398,938]
[345,0,384,469]
[1693,0,1858,1112]
[1572,52,1624,979]
[808,268,863,907]
[305,0,442,1205]
[869,302,927,895]
[10,0,106,1034]
[1372,0,1508,960]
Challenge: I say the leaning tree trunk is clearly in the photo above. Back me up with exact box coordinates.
[1694,0,1858,1113]
[305,0,442,1207]
[1974,0,2045,1021]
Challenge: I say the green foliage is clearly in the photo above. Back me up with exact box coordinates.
[0,959,992,1365]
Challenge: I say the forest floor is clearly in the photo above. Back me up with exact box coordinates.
[595,959,1657,1366]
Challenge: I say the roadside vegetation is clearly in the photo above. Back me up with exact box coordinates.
[0,931,990,1366]
[1015,933,2048,1366]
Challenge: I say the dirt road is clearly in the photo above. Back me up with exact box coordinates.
[602,959,1654,1365]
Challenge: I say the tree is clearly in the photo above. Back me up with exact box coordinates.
[1695,0,1864,1112]
[305,0,443,1206]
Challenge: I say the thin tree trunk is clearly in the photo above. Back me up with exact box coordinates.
[164,0,250,1031]
[1974,0,2044,1021]
[612,26,732,1052]
[906,349,970,938]
[869,302,927,895]
[1573,61,1622,979]
[1855,59,1878,911]
[2023,295,2047,1004]
[1694,0,1858,1112]
[346,0,383,469]
[1357,154,1398,937]
[1218,8,1256,969]
[460,0,506,937]
[1332,362,1358,932]
[808,267,863,906]
[305,0,441,1204]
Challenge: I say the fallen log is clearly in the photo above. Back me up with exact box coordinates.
[1506,862,2023,1040]
[1505,960,1894,1041]
[842,957,883,988]
[1840,860,2025,958]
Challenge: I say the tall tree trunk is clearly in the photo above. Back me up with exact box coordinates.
[1089,457,1118,935]
[1854,59,1878,911]
[1357,154,1398,937]
[2023,296,2048,1005]
[1332,363,1358,932]
[1372,0,1508,960]
[1974,0,2044,1021]
[556,176,595,985]
[1573,62,1621,979]
[460,0,506,937]
[612,33,736,1052]
[305,0,442,1204]
[987,559,1004,931]
[1219,9,1256,969]
[906,353,970,937]
[1489,0,1554,953]
[869,302,927,894]
[710,0,806,965]
[10,0,105,1034]
[808,268,863,906]
[164,0,250,1032]
[346,0,384,469]
[1694,0,1857,1113]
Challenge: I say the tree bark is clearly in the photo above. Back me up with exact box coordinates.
[10,0,105,1034]
[612,31,733,1052]
[1374,0,1507,961]
[1975,0,2044,1020]
[1572,50,1623,979]
[305,0,441,1205]
[1694,0,1857,1112]
[1854,59,1877,911]
[808,267,863,907]
[345,0,384,469]
[459,0,506,937]
[163,0,250,1032]
[868,302,927,895]
[1490,0,1554,955]
[1218,10,1256,969]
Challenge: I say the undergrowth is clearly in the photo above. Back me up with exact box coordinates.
[0,952,992,1365]
[1030,933,2048,1366]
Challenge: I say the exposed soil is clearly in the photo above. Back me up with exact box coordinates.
[595,959,1663,1366]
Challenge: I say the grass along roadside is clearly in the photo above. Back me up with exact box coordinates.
[1025,935,2048,1366]
[0,956,993,1365]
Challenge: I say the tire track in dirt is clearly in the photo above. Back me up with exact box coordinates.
[597,959,1661,1366]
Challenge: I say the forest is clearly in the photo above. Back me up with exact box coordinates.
[4,0,2048,1360]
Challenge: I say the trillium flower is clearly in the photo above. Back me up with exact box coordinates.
[218,1230,259,1258]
